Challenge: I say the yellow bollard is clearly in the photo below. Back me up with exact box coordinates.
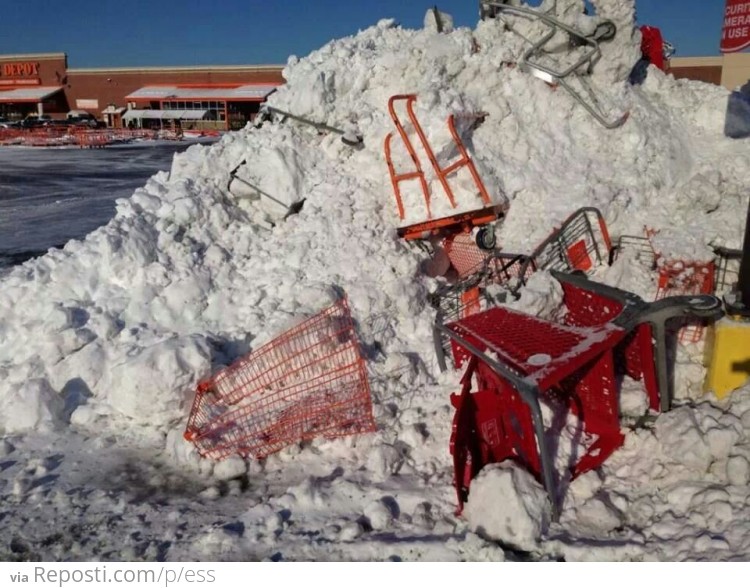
[704,316,750,399]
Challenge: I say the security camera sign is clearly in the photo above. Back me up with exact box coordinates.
[722,0,750,53]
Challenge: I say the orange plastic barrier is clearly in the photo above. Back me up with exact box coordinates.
[0,127,161,148]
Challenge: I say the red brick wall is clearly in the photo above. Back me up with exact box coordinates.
[668,65,724,86]
[66,67,284,114]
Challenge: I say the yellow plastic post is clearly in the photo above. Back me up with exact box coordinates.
[704,316,750,399]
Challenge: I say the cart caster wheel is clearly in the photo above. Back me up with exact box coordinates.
[474,226,496,250]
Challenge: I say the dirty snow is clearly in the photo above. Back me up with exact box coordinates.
[1,0,750,562]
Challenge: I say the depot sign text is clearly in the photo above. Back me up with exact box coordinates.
[0,62,41,78]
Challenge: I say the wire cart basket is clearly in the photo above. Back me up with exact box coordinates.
[184,297,376,460]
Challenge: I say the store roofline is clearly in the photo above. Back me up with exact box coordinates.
[0,52,284,74]
[670,56,726,67]
[0,52,67,61]
[68,64,285,74]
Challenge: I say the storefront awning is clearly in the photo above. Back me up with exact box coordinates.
[125,85,276,101]
[0,86,64,103]
[122,109,210,121]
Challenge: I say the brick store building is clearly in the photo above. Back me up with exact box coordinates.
[669,53,750,89]
[1,50,746,131]
[0,52,284,130]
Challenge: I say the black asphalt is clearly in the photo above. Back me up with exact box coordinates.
[0,140,215,270]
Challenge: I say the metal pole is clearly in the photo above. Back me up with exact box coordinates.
[738,197,750,309]
[652,321,671,412]
[529,399,560,521]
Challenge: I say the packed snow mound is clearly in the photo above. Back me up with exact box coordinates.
[1,378,64,434]
[464,463,551,552]
[553,386,750,561]
[1,0,750,562]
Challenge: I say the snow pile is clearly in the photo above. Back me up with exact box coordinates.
[464,463,551,553]
[503,271,565,320]
[1,379,64,434]
[554,389,750,561]
[0,0,749,561]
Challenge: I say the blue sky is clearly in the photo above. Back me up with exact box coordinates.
[0,0,729,68]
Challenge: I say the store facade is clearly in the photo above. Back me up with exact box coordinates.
[669,53,750,89]
[2,50,746,130]
[0,52,284,129]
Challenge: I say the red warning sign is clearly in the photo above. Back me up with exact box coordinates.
[721,0,750,53]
